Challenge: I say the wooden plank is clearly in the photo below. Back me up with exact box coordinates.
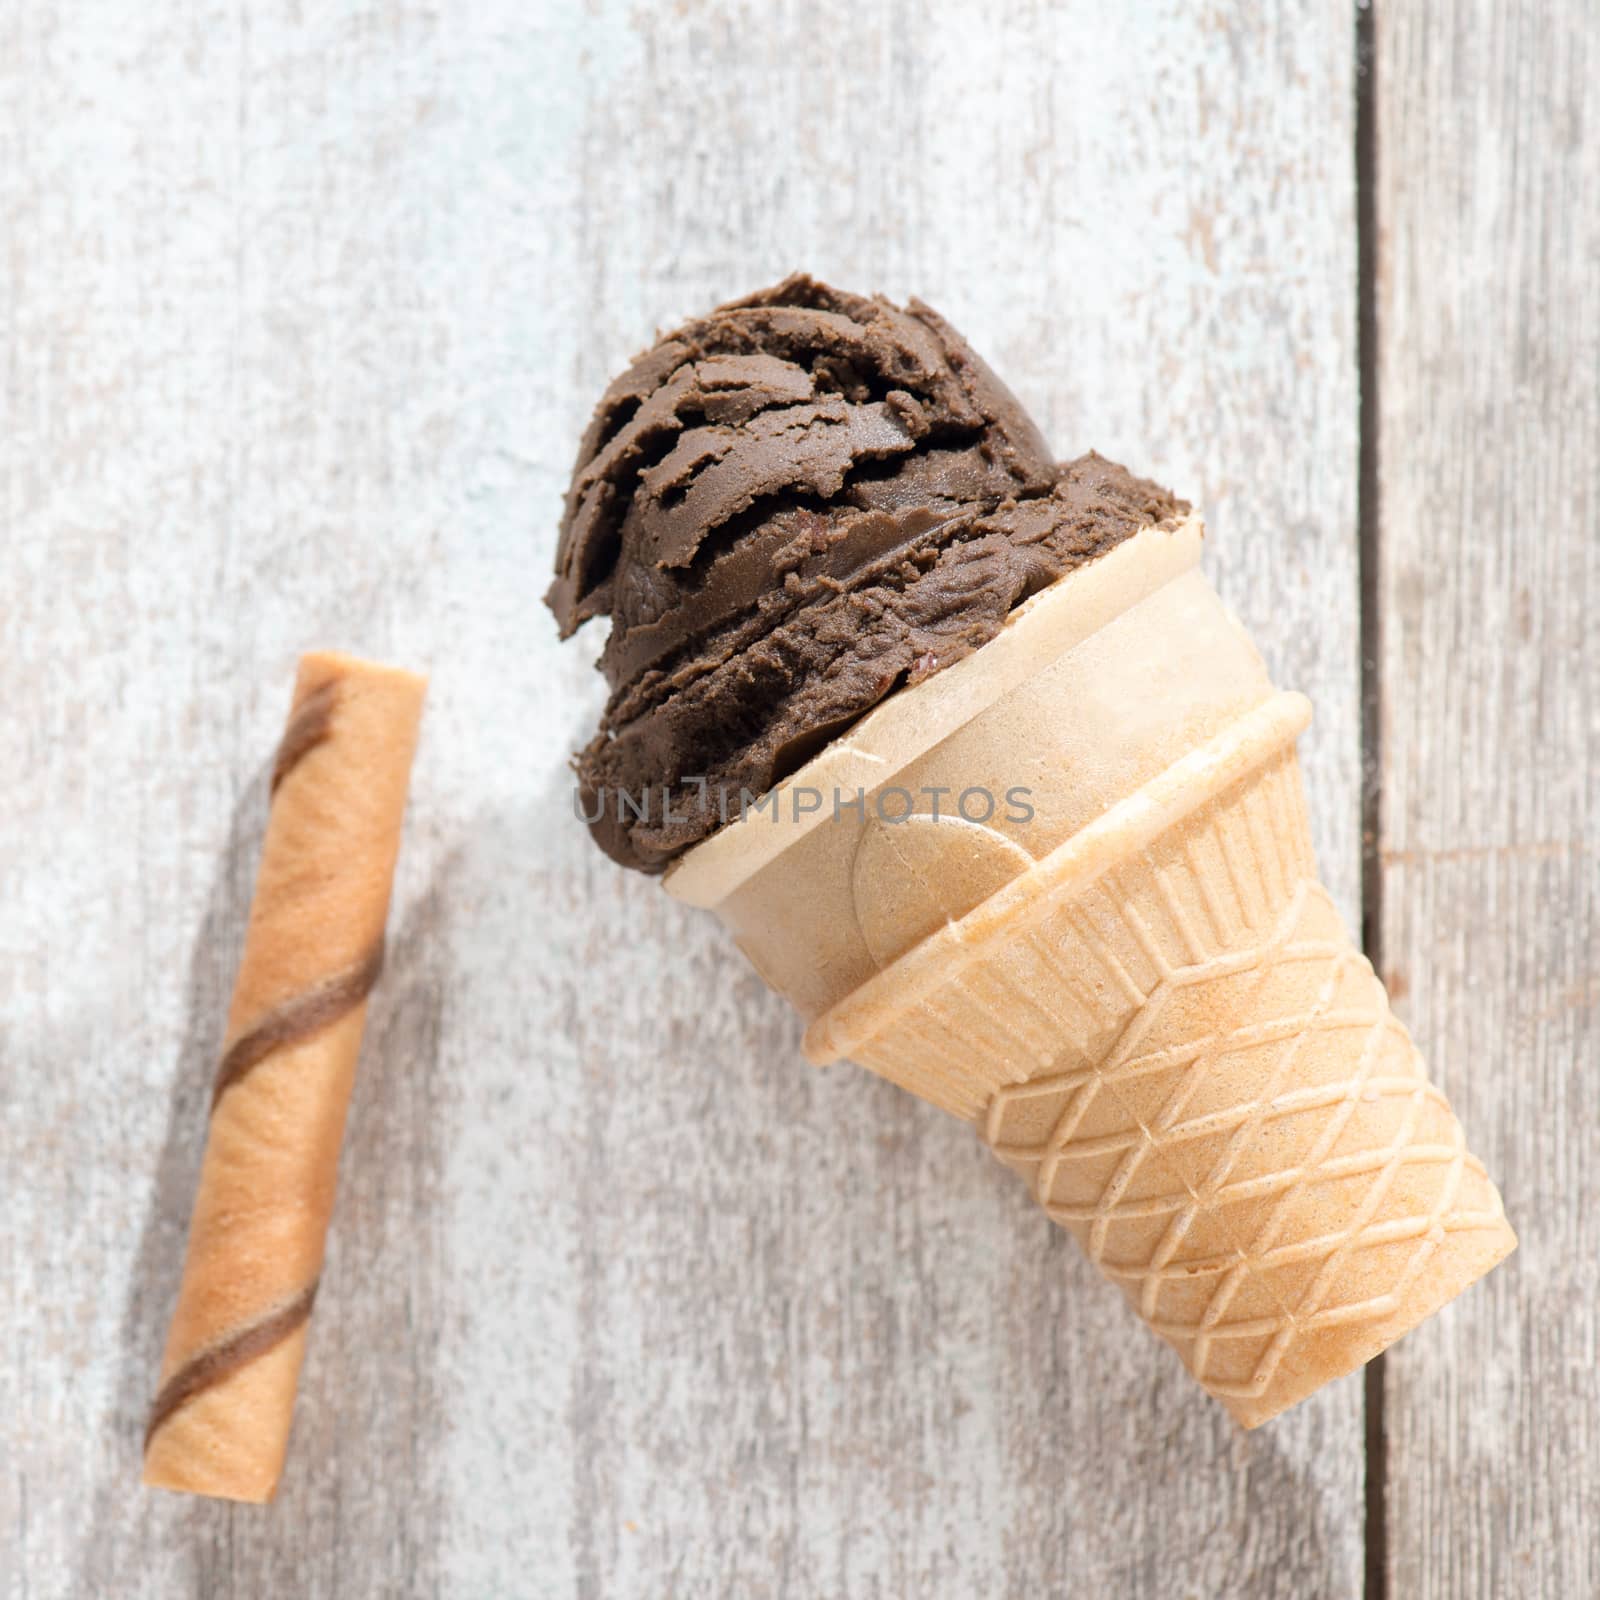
[1,2,1361,1595]
[1376,3,1600,1596]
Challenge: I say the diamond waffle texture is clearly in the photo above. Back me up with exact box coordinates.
[846,748,1513,1422]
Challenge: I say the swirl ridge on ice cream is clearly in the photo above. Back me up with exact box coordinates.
[548,275,1188,870]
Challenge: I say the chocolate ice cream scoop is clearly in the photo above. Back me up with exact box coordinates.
[548,275,1187,871]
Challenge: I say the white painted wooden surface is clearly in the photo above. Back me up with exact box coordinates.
[4,3,1370,1595]
[1377,5,1600,1596]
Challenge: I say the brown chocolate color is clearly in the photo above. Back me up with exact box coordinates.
[144,1282,320,1449]
[211,939,385,1107]
[271,679,337,794]
[548,276,1188,871]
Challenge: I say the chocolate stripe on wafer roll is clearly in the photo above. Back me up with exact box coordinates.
[143,652,426,1504]
[144,1282,320,1448]
[211,940,385,1106]
[270,678,338,792]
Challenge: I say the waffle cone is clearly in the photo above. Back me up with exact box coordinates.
[665,518,1514,1426]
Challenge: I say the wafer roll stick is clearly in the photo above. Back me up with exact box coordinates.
[143,652,426,1502]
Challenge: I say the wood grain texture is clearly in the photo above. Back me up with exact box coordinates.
[1,2,1361,1596]
[1376,4,1600,1596]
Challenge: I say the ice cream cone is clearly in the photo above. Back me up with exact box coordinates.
[666,515,1515,1427]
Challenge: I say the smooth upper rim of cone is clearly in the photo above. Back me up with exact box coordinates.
[664,510,1208,910]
